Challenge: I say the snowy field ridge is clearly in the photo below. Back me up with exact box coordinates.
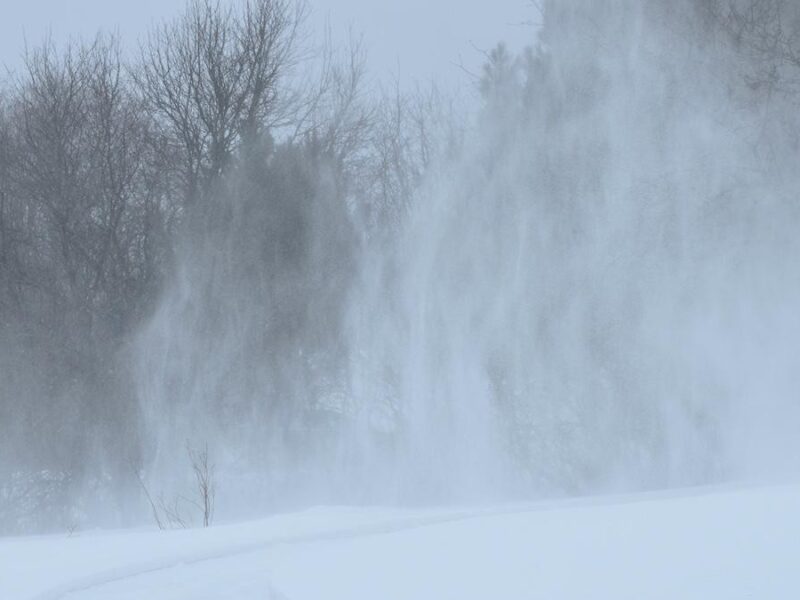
[3,483,798,599]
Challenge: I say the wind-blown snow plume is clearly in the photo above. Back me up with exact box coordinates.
[131,0,800,516]
[347,0,800,497]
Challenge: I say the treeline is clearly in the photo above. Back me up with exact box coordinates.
[0,0,458,532]
[3,0,800,533]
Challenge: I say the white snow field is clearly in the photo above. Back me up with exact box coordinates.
[3,484,799,600]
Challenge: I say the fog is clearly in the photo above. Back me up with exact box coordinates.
[3,0,800,534]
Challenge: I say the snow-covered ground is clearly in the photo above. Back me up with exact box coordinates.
[3,484,799,599]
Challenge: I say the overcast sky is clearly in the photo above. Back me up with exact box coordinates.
[0,0,534,87]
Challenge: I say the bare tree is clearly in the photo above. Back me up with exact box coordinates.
[0,37,174,532]
[287,32,373,164]
[135,0,307,204]
[360,82,463,231]
[701,0,800,93]
[5,34,174,354]
[0,96,23,310]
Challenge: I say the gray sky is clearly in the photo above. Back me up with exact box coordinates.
[0,0,534,86]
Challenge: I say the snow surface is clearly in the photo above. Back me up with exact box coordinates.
[2,484,799,599]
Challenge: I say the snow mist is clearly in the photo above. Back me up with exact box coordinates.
[131,0,800,520]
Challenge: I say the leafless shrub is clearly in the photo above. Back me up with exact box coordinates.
[187,443,215,528]
[134,442,215,529]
